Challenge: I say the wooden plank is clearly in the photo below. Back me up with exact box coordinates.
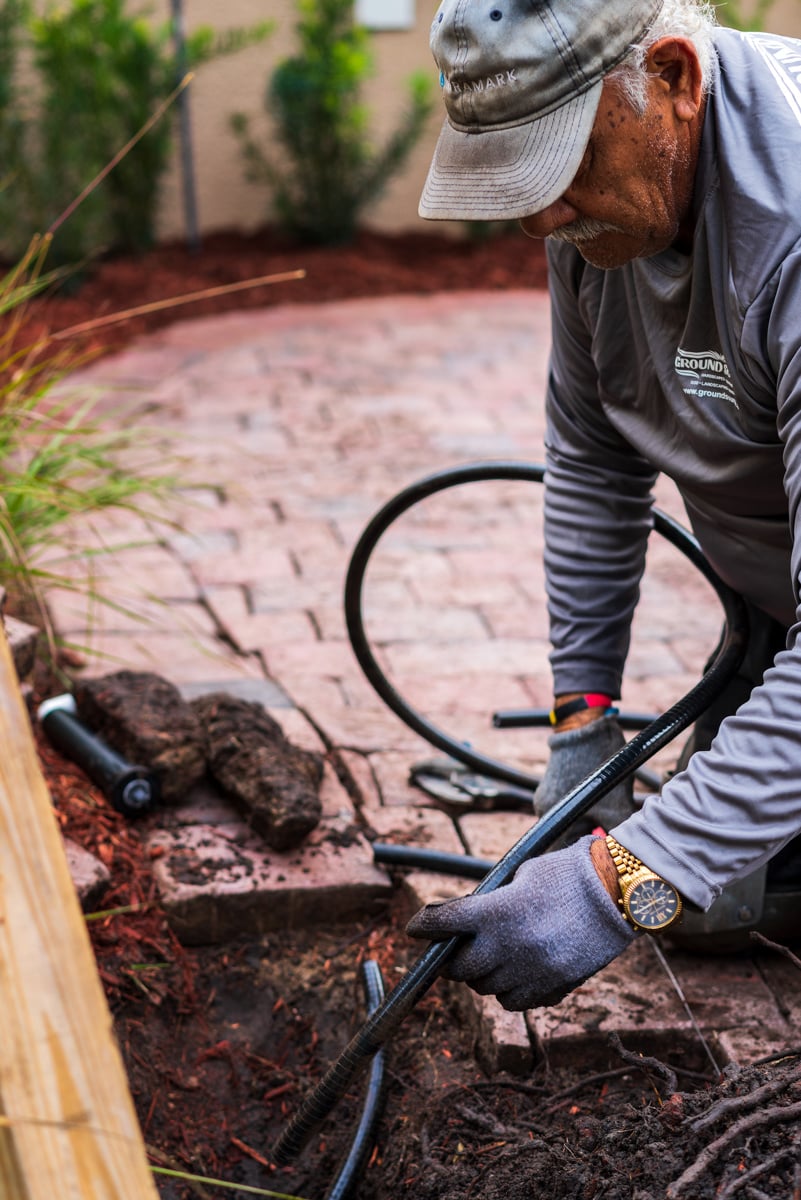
[0,624,158,1198]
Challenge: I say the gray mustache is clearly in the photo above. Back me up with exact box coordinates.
[547,217,625,244]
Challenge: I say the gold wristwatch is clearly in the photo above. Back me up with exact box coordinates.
[605,835,682,932]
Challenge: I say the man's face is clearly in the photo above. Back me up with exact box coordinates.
[519,69,700,270]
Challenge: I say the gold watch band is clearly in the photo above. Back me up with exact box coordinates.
[605,835,645,881]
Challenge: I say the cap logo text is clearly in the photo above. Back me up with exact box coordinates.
[444,68,519,95]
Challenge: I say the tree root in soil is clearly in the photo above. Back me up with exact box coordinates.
[382,1033,801,1200]
[668,1066,801,1198]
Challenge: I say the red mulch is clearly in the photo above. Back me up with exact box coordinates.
[35,721,193,1011]
[14,226,549,362]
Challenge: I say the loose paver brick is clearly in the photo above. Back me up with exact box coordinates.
[527,939,792,1070]
[146,775,392,945]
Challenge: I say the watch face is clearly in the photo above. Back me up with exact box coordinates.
[624,877,681,930]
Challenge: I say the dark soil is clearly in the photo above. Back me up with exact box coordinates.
[36,666,801,1200]
[23,229,801,1198]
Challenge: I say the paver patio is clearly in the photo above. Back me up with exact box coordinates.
[46,289,801,1073]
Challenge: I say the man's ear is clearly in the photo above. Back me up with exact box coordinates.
[645,37,704,122]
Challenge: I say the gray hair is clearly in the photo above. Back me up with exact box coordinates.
[608,0,718,113]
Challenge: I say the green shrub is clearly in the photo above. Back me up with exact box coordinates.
[232,0,434,245]
[0,0,34,253]
[2,1,273,266]
[31,0,177,261]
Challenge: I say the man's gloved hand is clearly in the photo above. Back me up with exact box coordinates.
[406,835,636,1011]
[534,714,635,846]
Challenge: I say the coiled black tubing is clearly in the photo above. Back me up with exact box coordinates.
[273,461,748,1165]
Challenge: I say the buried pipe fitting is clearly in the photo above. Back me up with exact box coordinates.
[38,693,160,818]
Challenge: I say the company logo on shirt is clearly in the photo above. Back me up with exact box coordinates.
[674,347,738,409]
[743,33,801,126]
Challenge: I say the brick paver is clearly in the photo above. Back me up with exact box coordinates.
[49,289,794,1074]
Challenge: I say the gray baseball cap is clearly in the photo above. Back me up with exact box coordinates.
[419,0,663,221]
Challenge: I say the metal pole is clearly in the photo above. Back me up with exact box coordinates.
[170,0,201,251]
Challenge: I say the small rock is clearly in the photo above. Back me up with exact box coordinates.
[63,837,111,911]
[191,692,323,851]
[75,671,207,804]
[3,613,40,682]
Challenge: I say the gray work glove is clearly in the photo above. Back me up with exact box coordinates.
[535,714,635,847]
[406,835,636,1011]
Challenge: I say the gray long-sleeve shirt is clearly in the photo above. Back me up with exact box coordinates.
[544,27,801,908]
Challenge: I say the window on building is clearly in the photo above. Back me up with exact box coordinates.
[355,0,415,30]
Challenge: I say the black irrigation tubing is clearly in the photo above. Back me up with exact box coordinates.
[373,841,492,880]
[323,959,387,1200]
[342,460,745,790]
[272,461,749,1166]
